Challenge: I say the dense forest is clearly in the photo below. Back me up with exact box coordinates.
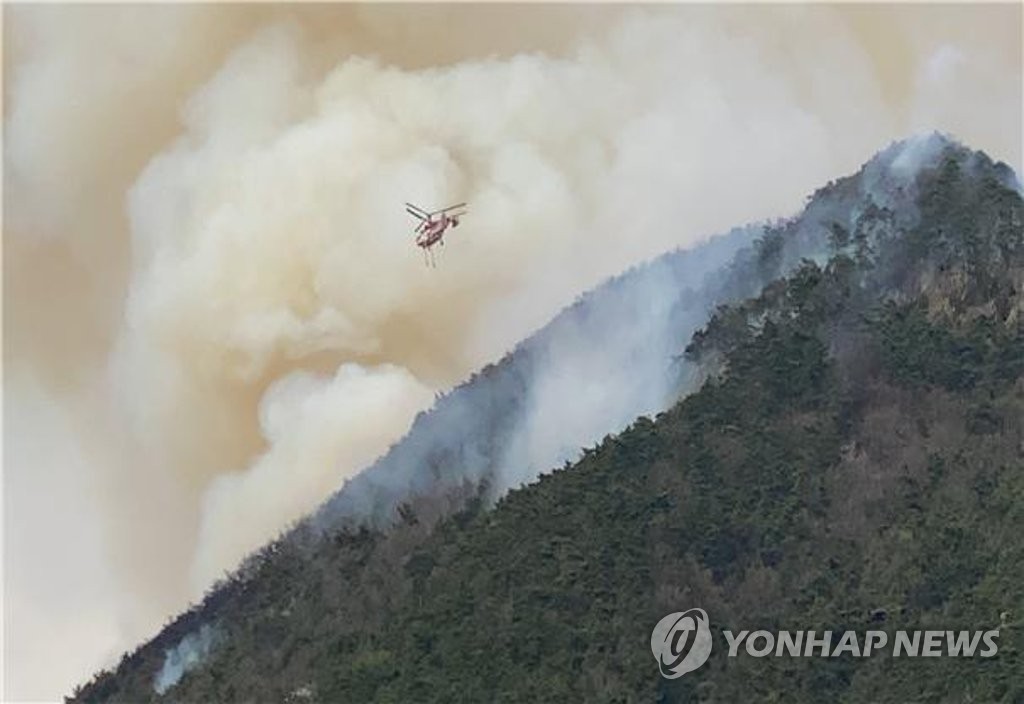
[72,138,1022,702]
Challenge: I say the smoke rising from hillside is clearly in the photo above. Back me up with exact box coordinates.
[153,624,220,695]
[4,4,1021,700]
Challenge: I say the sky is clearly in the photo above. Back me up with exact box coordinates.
[3,3,1021,701]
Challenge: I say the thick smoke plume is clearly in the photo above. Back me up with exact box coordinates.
[4,4,1021,700]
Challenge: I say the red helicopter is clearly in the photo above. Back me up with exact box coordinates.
[405,202,467,267]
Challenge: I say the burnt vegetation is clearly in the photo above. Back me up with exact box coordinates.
[73,140,1023,703]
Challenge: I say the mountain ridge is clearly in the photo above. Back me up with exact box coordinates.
[71,133,1023,702]
[311,132,1009,534]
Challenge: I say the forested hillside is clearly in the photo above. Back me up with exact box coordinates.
[72,137,1022,702]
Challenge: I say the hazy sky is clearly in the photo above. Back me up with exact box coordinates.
[4,4,1021,701]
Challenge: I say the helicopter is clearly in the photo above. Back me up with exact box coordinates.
[405,201,467,267]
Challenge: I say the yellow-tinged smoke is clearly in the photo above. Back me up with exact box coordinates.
[3,4,1020,700]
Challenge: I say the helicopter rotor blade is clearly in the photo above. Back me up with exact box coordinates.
[405,202,431,218]
[430,202,467,216]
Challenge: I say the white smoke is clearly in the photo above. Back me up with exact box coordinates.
[190,364,433,590]
[494,257,702,491]
[4,4,1020,701]
[153,624,220,695]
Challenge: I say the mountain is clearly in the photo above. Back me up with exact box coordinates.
[71,134,1023,702]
